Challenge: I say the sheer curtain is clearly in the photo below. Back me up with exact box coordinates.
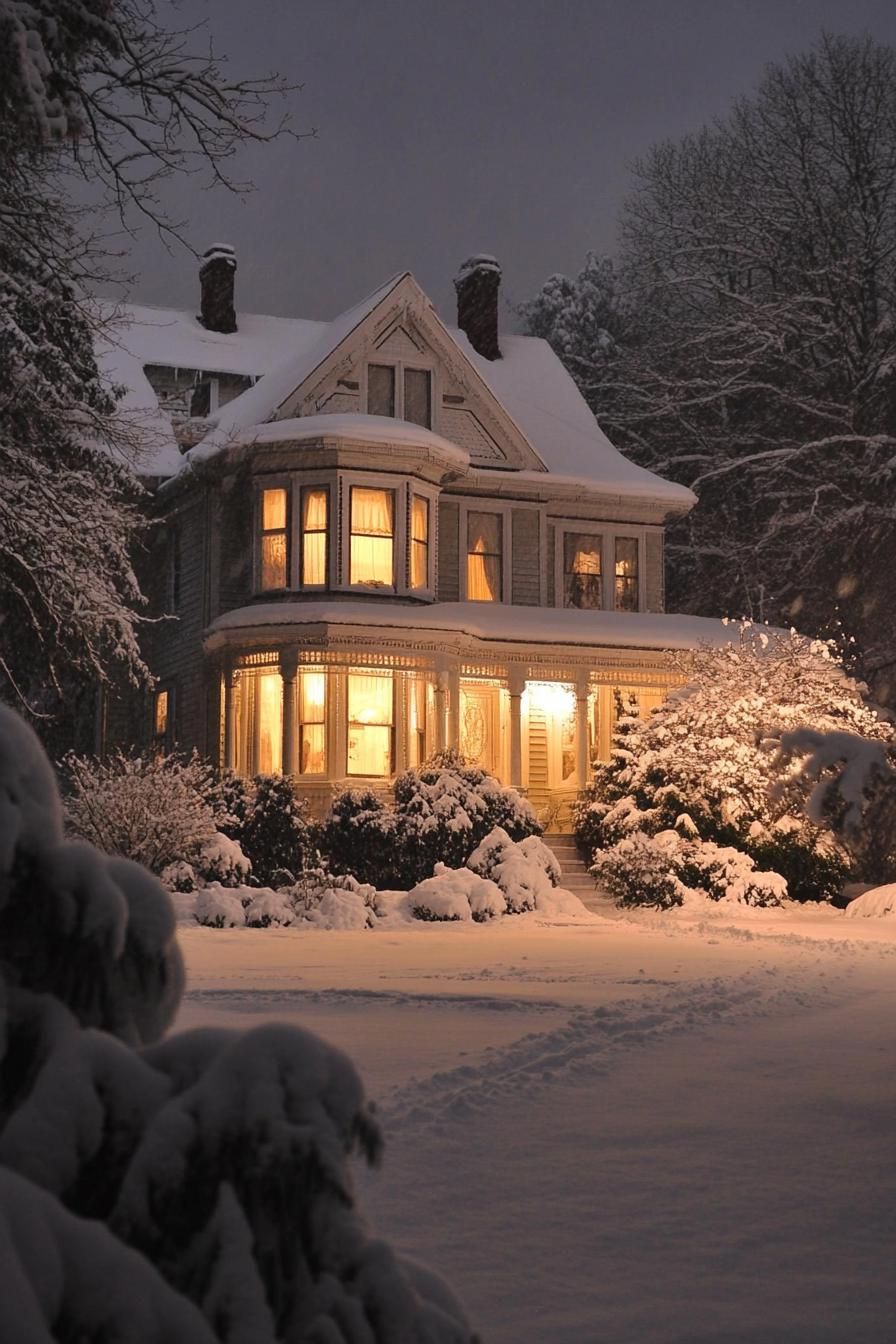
[614,537,639,611]
[467,512,502,601]
[564,533,602,608]
[411,495,429,589]
[256,671,283,775]
[302,488,327,586]
[260,487,288,589]
[350,487,394,586]
[347,673,394,776]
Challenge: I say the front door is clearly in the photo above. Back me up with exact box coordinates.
[459,683,501,776]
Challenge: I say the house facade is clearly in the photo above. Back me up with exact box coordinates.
[103,250,724,827]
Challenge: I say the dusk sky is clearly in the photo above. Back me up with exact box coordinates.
[123,0,896,325]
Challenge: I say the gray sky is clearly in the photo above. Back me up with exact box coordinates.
[121,0,896,326]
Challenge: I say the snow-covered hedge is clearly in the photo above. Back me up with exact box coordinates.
[592,828,788,910]
[576,628,890,906]
[0,704,475,1342]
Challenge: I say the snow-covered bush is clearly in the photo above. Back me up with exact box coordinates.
[845,885,896,918]
[592,828,788,910]
[409,865,507,922]
[64,749,217,874]
[239,773,313,886]
[319,788,403,888]
[393,750,541,885]
[467,826,558,912]
[205,767,253,839]
[0,704,475,1342]
[193,870,378,930]
[576,628,892,904]
[196,830,252,887]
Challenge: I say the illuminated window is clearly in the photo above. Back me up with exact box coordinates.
[564,533,602,609]
[347,672,394,776]
[301,487,328,586]
[256,671,283,775]
[467,512,502,601]
[367,364,395,417]
[614,537,639,612]
[350,487,394,587]
[299,670,326,774]
[154,689,169,744]
[408,677,427,767]
[410,495,430,589]
[259,487,288,590]
[404,369,432,428]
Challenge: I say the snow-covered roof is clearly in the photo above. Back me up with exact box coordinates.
[206,601,736,653]
[99,272,694,508]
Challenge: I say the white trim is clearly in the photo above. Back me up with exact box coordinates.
[253,477,291,594]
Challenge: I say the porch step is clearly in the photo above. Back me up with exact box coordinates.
[542,833,612,913]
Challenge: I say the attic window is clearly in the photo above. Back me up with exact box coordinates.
[367,364,432,429]
[368,365,395,418]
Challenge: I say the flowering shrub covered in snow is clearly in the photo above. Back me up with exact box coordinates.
[577,628,891,905]
[64,749,217,874]
[0,705,475,1342]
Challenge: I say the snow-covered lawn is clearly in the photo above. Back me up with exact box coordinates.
[176,905,896,1344]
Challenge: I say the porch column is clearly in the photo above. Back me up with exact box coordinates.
[280,649,298,776]
[223,663,239,770]
[508,666,526,789]
[434,669,448,752]
[447,667,461,751]
[575,671,591,787]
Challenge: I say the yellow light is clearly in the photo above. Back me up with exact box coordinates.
[526,681,575,717]
[301,670,326,710]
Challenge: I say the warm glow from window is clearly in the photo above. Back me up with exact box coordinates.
[408,677,427,767]
[299,670,326,774]
[615,537,639,612]
[154,689,169,739]
[467,512,502,601]
[256,671,283,775]
[347,672,394,776]
[350,487,394,587]
[564,533,602,609]
[260,487,288,589]
[302,487,327,586]
[411,495,429,589]
[527,681,575,718]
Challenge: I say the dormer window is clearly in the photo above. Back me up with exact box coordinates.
[350,486,395,587]
[301,486,328,586]
[259,487,288,589]
[367,363,432,429]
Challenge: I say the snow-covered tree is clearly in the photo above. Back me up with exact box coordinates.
[0,1,296,730]
[0,702,475,1341]
[575,626,892,903]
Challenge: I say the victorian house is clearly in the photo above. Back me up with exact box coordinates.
[102,249,725,826]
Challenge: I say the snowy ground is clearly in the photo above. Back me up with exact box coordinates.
[176,903,896,1343]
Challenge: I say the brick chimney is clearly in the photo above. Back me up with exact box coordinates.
[198,243,237,333]
[454,254,501,360]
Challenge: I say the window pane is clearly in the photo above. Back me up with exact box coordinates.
[467,512,502,601]
[347,673,394,776]
[298,671,326,775]
[262,487,287,531]
[302,487,327,530]
[615,537,639,612]
[411,495,429,589]
[412,495,429,543]
[300,724,326,775]
[404,368,432,428]
[154,689,169,739]
[256,672,283,775]
[368,364,395,417]
[351,487,394,586]
[564,533,602,609]
[300,671,326,722]
[301,488,328,585]
[261,533,287,589]
[408,678,426,767]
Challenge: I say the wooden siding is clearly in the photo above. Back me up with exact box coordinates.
[511,509,540,605]
[544,523,556,606]
[437,500,460,601]
[646,530,665,612]
[216,470,254,615]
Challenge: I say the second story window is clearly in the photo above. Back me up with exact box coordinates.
[467,511,502,601]
[614,537,639,611]
[301,487,328,586]
[350,486,394,587]
[564,533,602,609]
[259,487,288,590]
[410,495,430,589]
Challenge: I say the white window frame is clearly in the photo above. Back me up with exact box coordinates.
[553,523,647,613]
[293,475,334,591]
[406,485,438,597]
[253,478,291,594]
[458,500,514,604]
[361,360,438,431]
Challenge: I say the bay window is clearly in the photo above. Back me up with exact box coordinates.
[350,487,395,587]
[467,511,502,601]
[564,533,602,609]
[255,671,283,775]
[299,670,326,774]
[410,495,430,589]
[614,537,639,611]
[301,486,328,586]
[259,487,288,590]
[408,677,427,767]
[347,672,394,776]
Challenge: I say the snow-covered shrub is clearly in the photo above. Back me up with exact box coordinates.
[0,704,475,1342]
[845,885,896,918]
[239,773,312,886]
[677,839,788,907]
[196,830,252,887]
[64,749,217,874]
[575,628,892,904]
[394,750,541,885]
[467,825,557,913]
[592,831,686,910]
[204,767,253,840]
[319,788,403,888]
[194,882,248,927]
[161,859,197,892]
[409,865,507,922]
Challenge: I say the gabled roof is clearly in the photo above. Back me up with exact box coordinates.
[98,272,695,509]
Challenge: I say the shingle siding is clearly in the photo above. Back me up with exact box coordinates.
[645,530,665,612]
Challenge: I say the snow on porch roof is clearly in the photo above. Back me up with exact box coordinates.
[206,601,739,654]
